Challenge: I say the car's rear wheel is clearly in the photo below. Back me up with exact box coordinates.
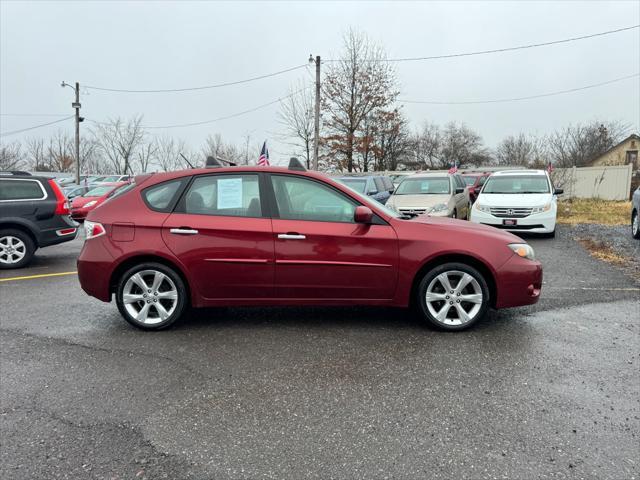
[417,262,490,331]
[632,210,640,239]
[116,262,188,330]
[0,229,35,269]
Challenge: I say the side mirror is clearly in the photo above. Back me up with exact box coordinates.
[554,188,564,195]
[354,206,373,224]
[455,187,464,194]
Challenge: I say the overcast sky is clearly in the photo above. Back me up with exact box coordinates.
[1,0,639,165]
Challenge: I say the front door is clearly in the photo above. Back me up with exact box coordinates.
[269,174,398,300]
[162,173,274,300]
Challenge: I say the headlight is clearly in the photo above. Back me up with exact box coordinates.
[531,203,552,214]
[474,202,491,213]
[84,200,97,208]
[508,243,536,261]
[428,203,448,213]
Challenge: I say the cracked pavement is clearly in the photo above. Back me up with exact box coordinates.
[1,226,639,479]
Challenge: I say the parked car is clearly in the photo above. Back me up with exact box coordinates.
[63,185,91,200]
[91,175,130,185]
[77,162,542,331]
[461,172,490,205]
[70,182,127,221]
[470,170,562,237]
[0,172,77,269]
[632,186,640,239]
[386,172,469,219]
[335,175,395,204]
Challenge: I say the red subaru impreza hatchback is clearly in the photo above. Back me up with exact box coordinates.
[77,162,542,331]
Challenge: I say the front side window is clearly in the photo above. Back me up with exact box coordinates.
[0,179,45,201]
[482,176,550,194]
[271,175,356,223]
[394,177,450,195]
[182,174,262,217]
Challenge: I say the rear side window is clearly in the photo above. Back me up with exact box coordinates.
[382,177,394,191]
[143,178,186,212]
[0,179,45,201]
[181,174,262,217]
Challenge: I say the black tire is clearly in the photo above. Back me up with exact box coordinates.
[0,229,35,270]
[416,262,490,331]
[632,210,640,239]
[115,262,188,330]
[452,209,457,219]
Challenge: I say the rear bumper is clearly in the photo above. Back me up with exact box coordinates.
[38,215,79,247]
[77,237,115,302]
[470,210,556,233]
[495,254,543,308]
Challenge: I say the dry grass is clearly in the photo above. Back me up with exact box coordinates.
[577,238,629,267]
[557,198,631,225]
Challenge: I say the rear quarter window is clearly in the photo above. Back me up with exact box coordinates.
[142,178,187,212]
[0,179,46,201]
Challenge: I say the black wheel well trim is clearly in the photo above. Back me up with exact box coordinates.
[109,254,192,305]
[0,221,39,247]
[410,253,498,308]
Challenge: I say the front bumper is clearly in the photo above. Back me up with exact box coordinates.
[470,209,556,233]
[494,254,543,308]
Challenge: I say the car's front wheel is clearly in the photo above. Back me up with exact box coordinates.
[116,262,188,330]
[632,210,640,239]
[0,229,35,269]
[417,262,490,331]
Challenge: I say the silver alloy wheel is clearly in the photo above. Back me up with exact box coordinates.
[425,270,483,326]
[633,212,639,235]
[0,236,27,265]
[122,269,178,325]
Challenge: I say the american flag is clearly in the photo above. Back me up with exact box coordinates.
[546,162,554,173]
[257,141,270,166]
[448,162,458,174]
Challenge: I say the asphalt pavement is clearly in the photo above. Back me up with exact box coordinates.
[1,226,639,479]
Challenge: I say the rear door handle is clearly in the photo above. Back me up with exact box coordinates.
[170,228,199,235]
[277,233,306,240]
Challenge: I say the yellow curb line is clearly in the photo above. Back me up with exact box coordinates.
[0,271,77,283]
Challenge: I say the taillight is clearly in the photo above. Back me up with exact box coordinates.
[84,220,106,240]
[47,179,70,215]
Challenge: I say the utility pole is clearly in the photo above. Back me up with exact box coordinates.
[61,81,83,184]
[309,55,321,170]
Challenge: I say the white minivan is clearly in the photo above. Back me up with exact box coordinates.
[469,170,562,237]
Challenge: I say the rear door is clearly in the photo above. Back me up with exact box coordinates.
[161,173,274,300]
[268,174,398,300]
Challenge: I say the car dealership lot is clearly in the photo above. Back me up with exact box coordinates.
[1,229,638,479]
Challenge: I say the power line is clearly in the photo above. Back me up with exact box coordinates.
[0,115,74,137]
[87,87,310,130]
[325,24,639,63]
[83,64,308,93]
[399,73,639,105]
[0,113,69,117]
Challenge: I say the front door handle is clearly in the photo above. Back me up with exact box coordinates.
[170,228,199,235]
[277,233,306,240]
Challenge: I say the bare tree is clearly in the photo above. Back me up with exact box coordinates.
[136,140,158,173]
[0,141,25,170]
[277,80,314,169]
[439,122,488,168]
[410,122,442,169]
[152,136,186,171]
[201,133,243,165]
[495,133,548,167]
[322,28,399,172]
[47,131,74,172]
[93,116,145,174]
[25,137,47,171]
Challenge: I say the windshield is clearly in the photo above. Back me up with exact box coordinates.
[84,185,115,197]
[100,175,121,182]
[482,175,550,194]
[462,176,478,186]
[395,177,450,195]
[337,178,367,193]
[338,182,401,218]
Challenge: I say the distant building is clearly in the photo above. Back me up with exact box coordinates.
[587,134,639,170]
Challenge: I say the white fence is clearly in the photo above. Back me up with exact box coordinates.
[551,164,633,201]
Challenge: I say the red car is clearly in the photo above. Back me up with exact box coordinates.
[461,172,491,204]
[77,162,542,331]
[70,182,127,221]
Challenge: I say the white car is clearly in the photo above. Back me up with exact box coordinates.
[469,170,562,237]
